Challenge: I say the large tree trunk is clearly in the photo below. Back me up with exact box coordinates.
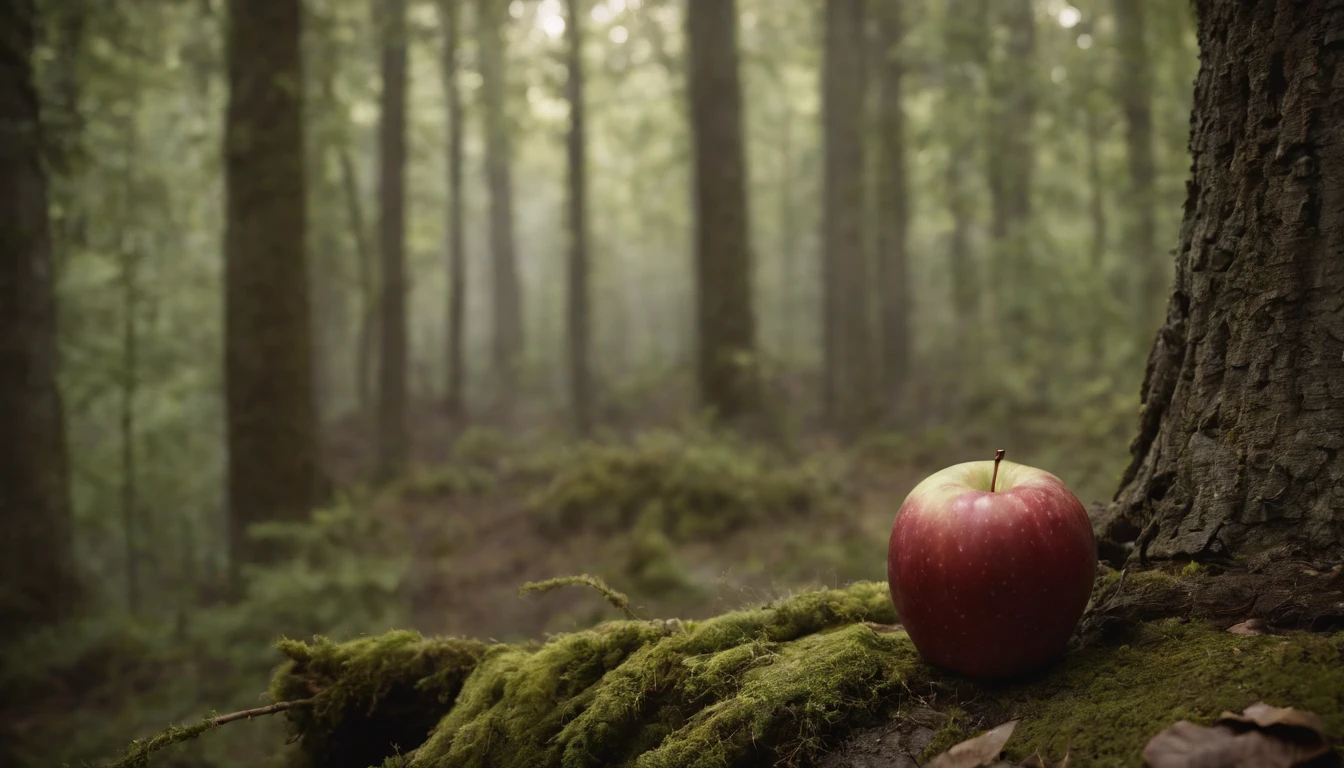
[0,0,79,634]
[565,0,594,434]
[437,0,467,420]
[1115,0,1162,331]
[224,0,323,571]
[823,0,876,430]
[375,0,409,482]
[1100,1,1344,564]
[686,0,759,422]
[478,0,524,417]
[873,0,909,414]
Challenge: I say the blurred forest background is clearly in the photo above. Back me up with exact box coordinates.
[1,0,1198,764]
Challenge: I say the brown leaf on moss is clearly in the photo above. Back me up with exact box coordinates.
[925,720,1018,768]
[1227,619,1265,635]
[1143,701,1336,768]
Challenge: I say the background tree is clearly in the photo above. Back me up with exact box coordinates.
[686,0,759,422]
[478,0,524,417]
[1114,0,1160,330]
[223,0,323,569]
[375,0,409,481]
[438,0,467,420]
[985,0,1037,353]
[0,0,79,635]
[823,0,876,428]
[1099,1,1344,563]
[565,0,593,434]
[873,0,910,414]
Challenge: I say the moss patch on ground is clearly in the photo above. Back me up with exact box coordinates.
[264,581,1344,768]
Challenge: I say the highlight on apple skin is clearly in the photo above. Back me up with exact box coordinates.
[886,452,1097,679]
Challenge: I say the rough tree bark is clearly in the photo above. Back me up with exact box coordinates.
[686,0,759,422]
[1115,0,1163,330]
[0,0,79,634]
[1099,1,1344,564]
[375,0,409,482]
[874,0,909,413]
[223,0,323,572]
[823,0,876,430]
[478,0,524,416]
[565,0,593,434]
[437,0,467,420]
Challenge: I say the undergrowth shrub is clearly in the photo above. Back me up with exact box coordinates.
[2,499,408,768]
[528,429,847,541]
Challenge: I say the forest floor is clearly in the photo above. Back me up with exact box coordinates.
[325,405,934,643]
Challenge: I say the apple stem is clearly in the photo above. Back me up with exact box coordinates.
[991,449,1005,492]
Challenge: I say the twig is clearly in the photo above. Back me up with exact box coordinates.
[106,698,313,768]
[520,574,639,620]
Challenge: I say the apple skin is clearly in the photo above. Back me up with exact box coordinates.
[887,459,1096,679]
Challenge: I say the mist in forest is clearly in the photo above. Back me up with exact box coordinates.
[1,0,1200,765]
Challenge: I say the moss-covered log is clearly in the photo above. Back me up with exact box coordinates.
[259,581,1344,768]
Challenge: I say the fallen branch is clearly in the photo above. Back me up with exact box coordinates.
[106,698,313,768]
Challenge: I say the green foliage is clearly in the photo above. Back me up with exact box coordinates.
[528,429,846,541]
[2,502,408,768]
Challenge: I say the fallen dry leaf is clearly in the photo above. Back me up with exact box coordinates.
[1143,701,1336,768]
[926,720,1018,768]
[1227,619,1265,635]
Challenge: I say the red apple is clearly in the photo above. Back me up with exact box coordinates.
[887,451,1096,679]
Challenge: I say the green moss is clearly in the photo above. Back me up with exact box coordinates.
[259,582,1343,768]
[527,430,844,542]
[269,631,488,768]
[997,621,1344,765]
[1179,560,1207,577]
[918,706,969,762]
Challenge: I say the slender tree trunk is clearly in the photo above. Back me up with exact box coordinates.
[0,0,79,634]
[565,0,593,433]
[119,120,140,615]
[1082,30,1109,362]
[686,0,759,422]
[874,0,909,414]
[779,107,800,363]
[478,0,524,417]
[338,147,376,417]
[823,0,875,430]
[437,0,467,420]
[223,0,323,572]
[1115,0,1162,332]
[985,0,1036,350]
[943,0,983,353]
[375,0,409,482]
[1099,2,1344,564]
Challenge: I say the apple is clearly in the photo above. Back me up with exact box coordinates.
[887,450,1096,679]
